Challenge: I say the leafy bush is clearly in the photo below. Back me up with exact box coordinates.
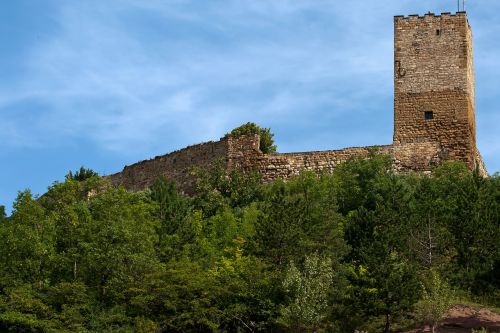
[66,166,99,181]
[225,122,277,154]
[413,270,454,333]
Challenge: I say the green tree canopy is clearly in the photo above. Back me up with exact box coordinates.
[0,158,498,332]
[66,166,99,182]
[279,253,335,331]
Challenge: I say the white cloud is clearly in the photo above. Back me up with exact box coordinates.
[0,0,392,153]
[0,0,498,173]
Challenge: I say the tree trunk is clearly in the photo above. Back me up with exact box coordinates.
[384,313,391,333]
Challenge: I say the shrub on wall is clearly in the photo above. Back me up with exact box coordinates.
[225,122,277,154]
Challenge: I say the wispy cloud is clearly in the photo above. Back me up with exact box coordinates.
[0,0,498,170]
[0,0,395,154]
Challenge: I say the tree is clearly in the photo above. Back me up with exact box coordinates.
[66,166,98,182]
[0,284,59,332]
[192,160,262,216]
[255,172,346,266]
[432,163,500,293]
[128,259,224,332]
[150,177,187,224]
[0,190,56,287]
[150,177,191,261]
[414,270,453,333]
[211,246,277,332]
[279,254,334,332]
[331,154,393,215]
[0,205,5,222]
[340,158,421,332]
[225,122,277,154]
[406,176,454,270]
[78,188,160,302]
[345,247,421,333]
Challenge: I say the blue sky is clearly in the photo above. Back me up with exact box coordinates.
[1,0,499,213]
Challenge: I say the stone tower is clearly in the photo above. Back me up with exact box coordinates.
[393,12,480,170]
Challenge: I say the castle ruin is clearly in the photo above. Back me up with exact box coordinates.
[109,11,487,194]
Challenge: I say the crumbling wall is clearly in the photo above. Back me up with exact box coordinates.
[108,135,399,193]
[227,135,445,181]
[107,134,482,194]
[108,139,229,194]
[227,135,393,182]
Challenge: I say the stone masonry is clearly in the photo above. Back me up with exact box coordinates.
[394,12,479,170]
[109,11,487,194]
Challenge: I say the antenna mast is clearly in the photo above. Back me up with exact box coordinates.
[457,0,467,12]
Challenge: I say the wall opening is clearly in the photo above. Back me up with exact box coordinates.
[436,29,441,36]
[425,111,434,120]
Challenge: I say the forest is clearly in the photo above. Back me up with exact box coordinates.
[0,155,498,332]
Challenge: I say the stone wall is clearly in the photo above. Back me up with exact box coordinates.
[227,135,393,182]
[393,12,478,170]
[108,135,397,193]
[228,136,445,181]
[392,141,443,172]
[108,139,230,194]
[107,134,451,194]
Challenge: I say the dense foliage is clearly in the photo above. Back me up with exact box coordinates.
[0,157,498,332]
[66,167,99,182]
[225,122,277,154]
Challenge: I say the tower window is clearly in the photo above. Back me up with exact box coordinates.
[425,111,434,120]
[436,29,441,36]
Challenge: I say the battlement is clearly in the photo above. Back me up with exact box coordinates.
[394,11,471,31]
[394,11,467,20]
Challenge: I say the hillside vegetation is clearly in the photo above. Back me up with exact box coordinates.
[0,156,498,332]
